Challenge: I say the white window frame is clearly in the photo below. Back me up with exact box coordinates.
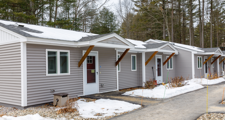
[131,54,137,71]
[118,54,121,72]
[46,49,70,76]
[197,56,202,69]
[166,56,173,70]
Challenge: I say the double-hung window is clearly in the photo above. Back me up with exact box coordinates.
[47,49,70,76]
[197,56,202,69]
[131,55,137,71]
[166,56,173,70]
[118,54,121,72]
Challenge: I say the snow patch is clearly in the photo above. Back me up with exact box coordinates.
[123,81,204,98]
[190,77,225,85]
[0,114,58,120]
[76,99,141,119]
[126,39,146,48]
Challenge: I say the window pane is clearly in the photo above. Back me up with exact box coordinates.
[132,56,136,70]
[60,52,68,73]
[198,57,200,68]
[200,57,202,68]
[48,51,57,74]
[170,58,173,69]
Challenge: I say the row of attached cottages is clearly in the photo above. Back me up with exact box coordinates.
[0,19,225,108]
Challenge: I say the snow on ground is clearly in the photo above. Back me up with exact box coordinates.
[123,81,204,99]
[190,77,225,85]
[76,99,141,119]
[0,99,141,120]
[0,114,57,120]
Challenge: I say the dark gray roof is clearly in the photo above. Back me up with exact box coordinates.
[78,33,114,42]
[201,48,219,52]
[144,43,167,49]
[0,22,38,37]
[222,51,225,54]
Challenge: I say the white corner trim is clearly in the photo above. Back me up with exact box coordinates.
[142,52,146,86]
[192,52,195,79]
[21,42,27,107]
[116,50,119,90]
[217,58,220,76]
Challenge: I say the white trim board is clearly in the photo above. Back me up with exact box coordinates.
[21,42,27,107]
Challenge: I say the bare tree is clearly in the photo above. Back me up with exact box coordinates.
[117,0,133,38]
[202,0,204,48]
[210,0,213,48]
[171,0,174,42]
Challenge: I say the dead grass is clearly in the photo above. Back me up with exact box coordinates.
[56,98,80,114]
[0,114,5,117]
[168,76,188,88]
[119,87,144,92]
[144,80,156,89]
[209,73,219,80]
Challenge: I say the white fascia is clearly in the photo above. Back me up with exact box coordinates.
[26,37,79,47]
[21,42,27,107]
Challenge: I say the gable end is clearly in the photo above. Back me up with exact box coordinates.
[161,45,174,51]
[98,37,129,46]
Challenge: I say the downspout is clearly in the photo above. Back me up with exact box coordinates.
[142,52,146,86]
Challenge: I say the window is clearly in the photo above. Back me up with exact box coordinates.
[131,55,137,71]
[118,54,121,72]
[166,56,173,70]
[46,49,70,76]
[197,56,202,69]
[87,56,93,64]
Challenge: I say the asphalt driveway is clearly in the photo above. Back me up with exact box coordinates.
[111,83,225,120]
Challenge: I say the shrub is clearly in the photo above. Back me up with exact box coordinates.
[168,76,187,88]
[145,80,155,89]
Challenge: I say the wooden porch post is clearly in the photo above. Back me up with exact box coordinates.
[78,45,94,67]
[115,49,130,66]
[219,58,225,64]
[203,54,214,65]
[211,55,221,64]
[145,51,158,66]
[163,53,175,66]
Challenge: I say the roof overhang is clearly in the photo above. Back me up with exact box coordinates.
[25,33,135,49]
[116,43,178,54]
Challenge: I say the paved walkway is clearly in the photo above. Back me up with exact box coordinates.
[111,83,225,120]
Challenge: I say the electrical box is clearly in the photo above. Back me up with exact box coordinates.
[53,93,69,107]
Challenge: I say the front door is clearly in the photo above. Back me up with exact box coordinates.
[83,51,99,95]
[155,55,163,83]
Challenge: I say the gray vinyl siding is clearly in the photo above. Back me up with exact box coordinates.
[27,44,83,106]
[0,42,21,106]
[194,55,204,78]
[163,54,176,82]
[119,53,142,89]
[145,52,176,83]
[27,45,117,106]
[174,48,192,79]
